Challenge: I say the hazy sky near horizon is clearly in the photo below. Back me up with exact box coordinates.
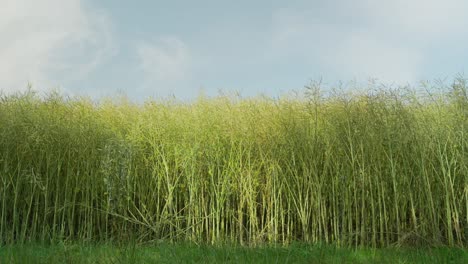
[1,0,468,100]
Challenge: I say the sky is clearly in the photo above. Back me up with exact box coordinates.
[1,0,468,100]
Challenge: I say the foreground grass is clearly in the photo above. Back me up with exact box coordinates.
[0,80,467,247]
[1,243,466,264]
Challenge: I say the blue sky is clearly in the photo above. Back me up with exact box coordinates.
[1,0,468,100]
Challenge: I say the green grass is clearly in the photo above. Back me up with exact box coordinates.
[0,80,467,248]
[1,243,466,263]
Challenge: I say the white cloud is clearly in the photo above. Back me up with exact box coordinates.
[330,32,422,83]
[0,0,115,94]
[361,0,468,38]
[137,37,191,92]
[269,0,468,84]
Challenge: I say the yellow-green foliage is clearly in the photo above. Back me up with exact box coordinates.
[0,82,466,247]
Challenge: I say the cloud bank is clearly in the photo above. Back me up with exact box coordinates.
[270,0,468,84]
[0,0,115,94]
[136,37,191,96]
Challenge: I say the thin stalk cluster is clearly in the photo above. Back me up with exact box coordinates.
[0,82,466,247]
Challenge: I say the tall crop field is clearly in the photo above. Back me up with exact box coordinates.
[0,81,466,247]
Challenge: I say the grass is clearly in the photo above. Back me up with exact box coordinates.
[0,79,466,249]
[1,242,466,263]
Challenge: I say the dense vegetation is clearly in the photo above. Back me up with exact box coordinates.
[0,80,466,248]
[2,242,466,263]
